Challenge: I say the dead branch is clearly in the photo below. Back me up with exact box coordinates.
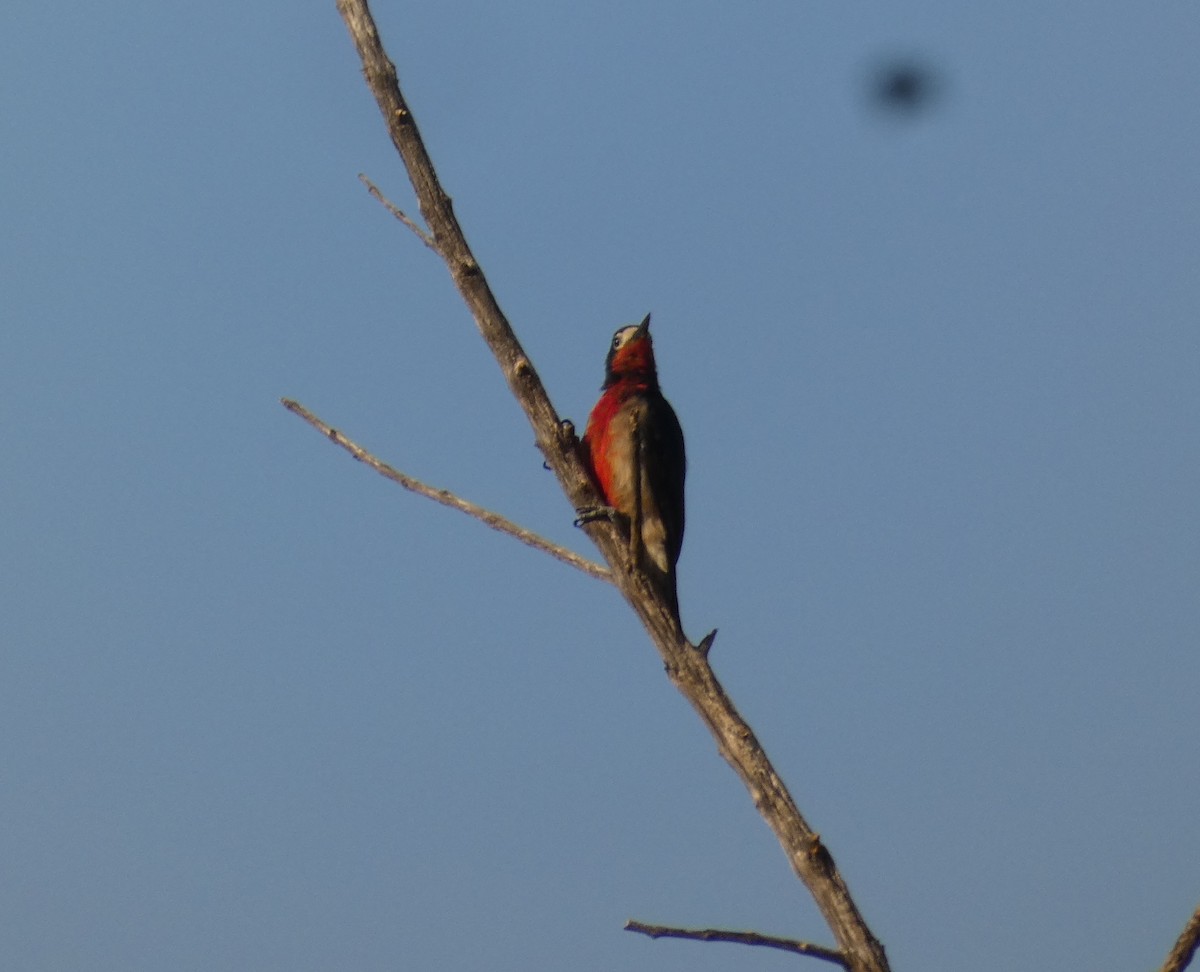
[358,173,436,249]
[626,919,847,967]
[329,3,891,970]
[281,398,610,582]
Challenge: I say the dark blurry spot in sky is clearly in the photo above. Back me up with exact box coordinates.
[867,57,945,117]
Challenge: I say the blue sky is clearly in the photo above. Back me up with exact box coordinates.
[3,2,1198,970]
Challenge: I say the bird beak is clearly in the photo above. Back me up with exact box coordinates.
[636,313,651,337]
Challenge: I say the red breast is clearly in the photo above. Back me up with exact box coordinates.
[580,317,659,502]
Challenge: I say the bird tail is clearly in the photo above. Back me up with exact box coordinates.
[647,563,681,628]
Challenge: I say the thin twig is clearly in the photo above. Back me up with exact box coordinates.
[626,920,848,967]
[359,173,437,249]
[1161,902,1200,972]
[281,398,611,582]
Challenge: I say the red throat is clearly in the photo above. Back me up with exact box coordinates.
[606,335,657,387]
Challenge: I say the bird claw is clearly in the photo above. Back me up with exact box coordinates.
[574,505,617,528]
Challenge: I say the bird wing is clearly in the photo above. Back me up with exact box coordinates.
[637,392,687,566]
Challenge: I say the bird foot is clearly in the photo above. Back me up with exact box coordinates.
[574,505,618,528]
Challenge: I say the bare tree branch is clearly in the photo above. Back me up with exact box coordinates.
[358,173,436,249]
[1161,902,1200,972]
[330,3,891,971]
[626,920,847,967]
[281,398,611,582]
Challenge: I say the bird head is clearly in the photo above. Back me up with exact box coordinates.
[603,313,656,387]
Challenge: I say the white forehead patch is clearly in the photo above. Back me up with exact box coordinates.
[612,325,641,351]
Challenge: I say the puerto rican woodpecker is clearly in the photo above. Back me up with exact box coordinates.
[579,314,686,622]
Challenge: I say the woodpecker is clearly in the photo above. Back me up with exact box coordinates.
[579,314,686,622]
